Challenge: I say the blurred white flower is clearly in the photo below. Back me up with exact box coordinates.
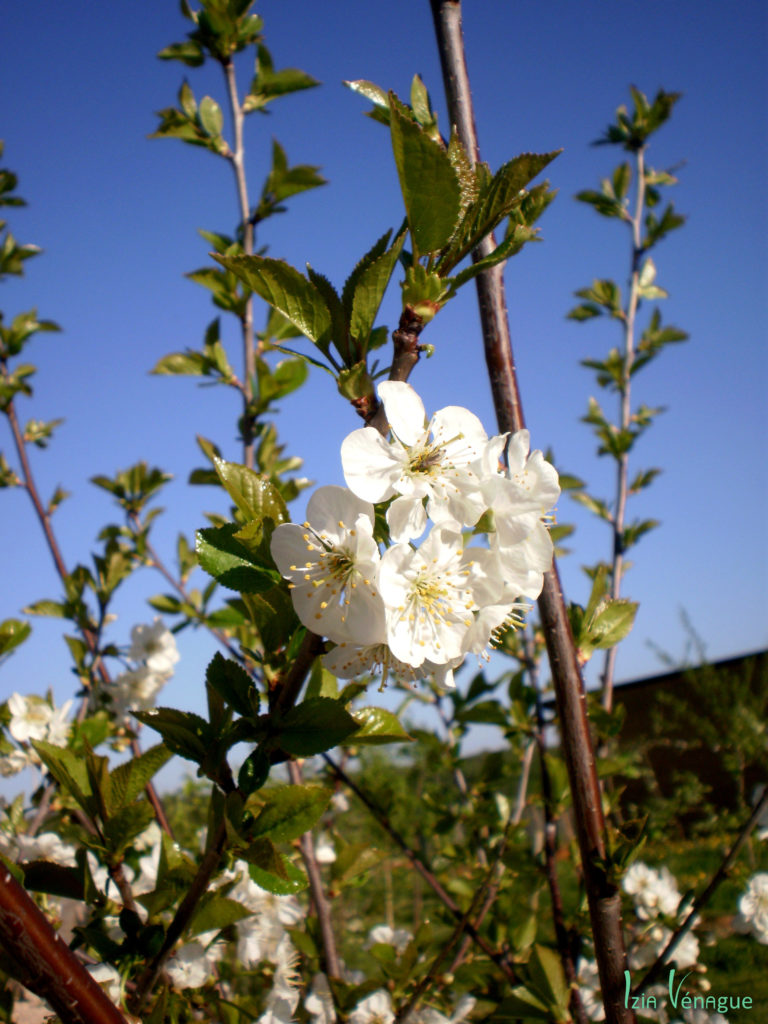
[367,923,412,953]
[111,666,167,716]
[165,941,218,990]
[623,862,681,919]
[0,747,29,776]
[314,832,336,864]
[16,831,77,866]
[86,963,122,1004]
[734,872,768,943]
[330,791,350,813]
[7,693,72,747]
[349,990,394,1024]
[257,935,301,1024]
[128,618,180,676]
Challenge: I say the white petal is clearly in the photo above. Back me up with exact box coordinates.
[341,427,404,502]
[387,494,427,542]
[378,381,427,446]
[306,485,374,542]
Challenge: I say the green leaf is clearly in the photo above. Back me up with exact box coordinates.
[238,747,270,796]
[349,229,406,348]
[31,740,94,816]
[349,707,413,745]
[152,351,208,376]
[189,894,253,938]
[527,944,570,1014]
[493,987,552,1021]
[196,524,277,593]
[109,744,173,812]
[388,93,461,255]
[103,802,156,855]
[279,697,359,756]
[213,255,331,349]
[246,849,308,895]
[251,784,332,842]
[206,652,259,718]
[134,708,212,765]
[198,96,223,138]
[0,618,31,658]
[212,458,289,525]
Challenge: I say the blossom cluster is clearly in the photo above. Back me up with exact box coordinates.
[271,382,559,688]
[110,617,180,717]
[0,693,72,777]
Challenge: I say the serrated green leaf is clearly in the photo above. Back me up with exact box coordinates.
[279,697,359,756]
[251,784,332,842]
[189,894,253,938]
[349,707,413,745]
[196,524,277,593]
[212,457,288,525]
[246,848,308,895]
[134,708,212,764]
[214,255,331,350]
[388,93,461,255]
[109,744,173,812]
[349,229,406,348]
[206,652,259,718]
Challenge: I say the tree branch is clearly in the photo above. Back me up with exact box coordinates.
[428,3,633,1020]
[0,868,128,1024]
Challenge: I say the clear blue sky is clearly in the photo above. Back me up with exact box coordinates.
[2,1,766,779]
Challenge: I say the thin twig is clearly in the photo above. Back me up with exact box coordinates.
[601,147,647,713]
[428,4,633,1020]
[287,761,341,978]
[5,394,173,839]
[223,57,256,469]
[322,752,515,981]
[633,784,768,997]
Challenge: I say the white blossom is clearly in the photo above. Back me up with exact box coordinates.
[342,382,489,542]
[7,693,72,747]
[271,485,386,644]
[314,832,336,864]
[734,872,768,943]
[15,831,77,866]
[322,640,459,690]
[349,990,394,1024]
[378,528,501,667]
[165,941,218,990]
[110,666,167,716]
[623,862,681,919]
[367,923,412,953]
[257,935,301,1024]
[0,746,29,776]
[128,618,180,676]
[86,963,122,1004]
[306,973,336,1024]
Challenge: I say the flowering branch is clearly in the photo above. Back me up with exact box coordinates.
[428,2,632,1021]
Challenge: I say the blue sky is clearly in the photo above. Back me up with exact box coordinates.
[1,1,766,783]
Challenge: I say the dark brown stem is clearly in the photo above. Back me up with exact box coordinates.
[0,868,128,1024]
[634,784,768,997]
[287,761,341,978]
[428,3,632,1020]
[322,753,515,981]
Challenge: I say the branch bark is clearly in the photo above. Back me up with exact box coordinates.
[0,868,128,1024]
[428,3,633,1020]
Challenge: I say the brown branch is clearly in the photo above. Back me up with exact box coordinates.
[322,752,515,981]
[428,3,633,1020]
[287,761,341,978]
[0,868,129,1024]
